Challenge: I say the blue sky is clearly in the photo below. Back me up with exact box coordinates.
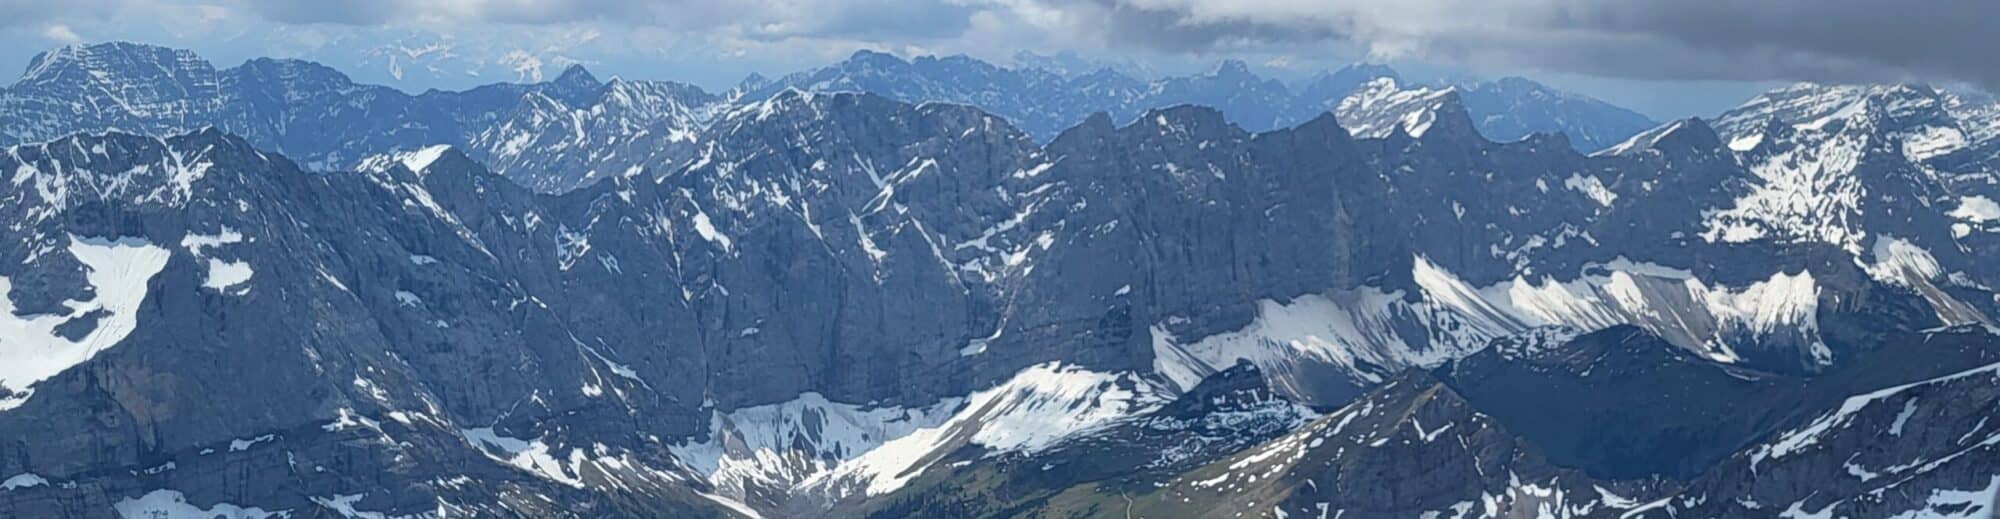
[2,0,1990,120]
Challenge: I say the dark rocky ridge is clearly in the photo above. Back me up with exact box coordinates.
[1,48,2000,517]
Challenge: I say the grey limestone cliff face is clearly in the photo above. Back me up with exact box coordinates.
[5,48,2000,517]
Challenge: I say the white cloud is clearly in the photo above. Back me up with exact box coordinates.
[41,24,82,44]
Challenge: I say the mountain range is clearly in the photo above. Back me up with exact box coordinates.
[0,41,1997,518]
[0,43,1656,194]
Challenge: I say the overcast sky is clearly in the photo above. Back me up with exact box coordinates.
[2,0,1990,120]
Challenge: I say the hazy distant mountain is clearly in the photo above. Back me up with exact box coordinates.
[754,50,1658,152]
[0,42,723,194]
[1,42,1999,519]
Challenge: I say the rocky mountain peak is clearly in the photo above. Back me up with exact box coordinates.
[356,144,467,181]
[1411,91,1481,142]
[1134,104,1238,137]
[733,72,772,94]
[1212,59,1254,78]
[0,128,274,215]
[553,63,599,87]
[843,49,907,71]
[16,42,214,89]
[1594,117,1722,156]
[1296,63,1399,106]
[1335,77,1463,139]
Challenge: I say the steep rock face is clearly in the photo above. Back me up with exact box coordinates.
[0,132,739,517]
[1457,77,1659,152]
[1,43,223,144]
[1005,109,1380,398]
[1120,370,1651,519]
[1287,63,1402,122]
[9,50,2000,517]
[1438,326,1804,480]
[655,91,1044,406]
[469,70,721,192]
[1637,331,2000,518]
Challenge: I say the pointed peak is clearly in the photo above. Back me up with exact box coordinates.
[1336,78,1474,141]
[1047,112,1119,152]
[1654,118,1723,150]
[553,63,598,87]
[1294,110,1348,137]
[1077,111,1116,131]
[1412,90,1480,141]
[1213,59,1253,78]
[357,144,463,178]
[1592,117,1721,157]
[736,72,771,92]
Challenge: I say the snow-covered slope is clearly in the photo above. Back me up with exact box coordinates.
[5,46,2000,518]
[1648,346,2000,518]
[1334,77,1461,139]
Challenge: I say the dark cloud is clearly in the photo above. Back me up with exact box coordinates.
[1580,0,2000,87]
[235,0,974,42]
[1087,1,1343,54]
[1042,0,2000,90]
[54,0,1992,92]
[0,0,127,27]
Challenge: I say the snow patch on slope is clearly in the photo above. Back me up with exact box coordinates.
[1750,360,2000,468]
[1335,78,1455,139]
[1152,256,1833,394]
[200,259,253,293]
[399,145,452,174]
[113,489,283,519]
[802,362,1167,499]
[0,236,172,411]
[461,427,585,488]
[1950,196,2000,223]
[1864,236,1992,328]
[181,227,252,294]
[1593,119,1684,157]
[1702,123,1868,252]
[1563,174,1617,207]
[1,472,48,490]
[668,392,960,501]
[1151,257,1524,400]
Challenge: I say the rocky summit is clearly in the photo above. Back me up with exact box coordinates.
[0,41,1997,519]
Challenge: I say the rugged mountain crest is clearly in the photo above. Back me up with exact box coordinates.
[0,42,726,194]
[754,49,1656,152]
[1121,369,1648,518]
[6,43,2000,518]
